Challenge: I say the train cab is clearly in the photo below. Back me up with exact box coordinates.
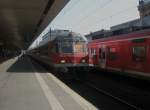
[48,32,89,71]
[28,30,89,73]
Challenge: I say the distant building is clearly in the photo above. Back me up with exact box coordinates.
[111,0,150,31]
[138,0,150,17]
[110,15,150,31]
[86,15,150,40]
[85,0,150,41]
[85,29,111,41]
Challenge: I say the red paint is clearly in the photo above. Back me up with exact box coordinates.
[50,53,88,65]
[88,28,150,76]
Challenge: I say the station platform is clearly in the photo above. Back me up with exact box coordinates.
[0,56,98,110]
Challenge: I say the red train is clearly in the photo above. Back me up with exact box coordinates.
[28,30,89,73]
[28,28,150,80]
[88,28,150,79]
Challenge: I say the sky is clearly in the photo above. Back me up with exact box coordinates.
[30,0,139,49]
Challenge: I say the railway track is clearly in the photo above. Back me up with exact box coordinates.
[85,82,142,110]
[54,73,142,110]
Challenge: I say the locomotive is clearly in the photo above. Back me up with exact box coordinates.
[88,27,150,80]
[28,30,89,73]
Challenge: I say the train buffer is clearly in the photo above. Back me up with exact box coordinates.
[0,56,98,110]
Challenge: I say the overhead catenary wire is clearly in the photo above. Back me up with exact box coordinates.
[54,0,82,21]
[48,0,138,35]
[74,5,138,31]
[69,0,113,28]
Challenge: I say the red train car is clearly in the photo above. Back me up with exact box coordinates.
[29,30,89,73]
[88,28,150,79]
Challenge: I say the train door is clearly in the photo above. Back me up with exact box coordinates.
[131,39,147,72]
[99,45,107,68]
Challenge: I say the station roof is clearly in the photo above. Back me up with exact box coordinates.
[0,0,69,50]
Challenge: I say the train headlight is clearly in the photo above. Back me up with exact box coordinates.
[81,59,86,63]
[60,60,66,63]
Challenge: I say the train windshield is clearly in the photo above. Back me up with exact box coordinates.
[74,41,87,53]
[59,41,87,54]
[60,41,73,53]
[56,33,87,54]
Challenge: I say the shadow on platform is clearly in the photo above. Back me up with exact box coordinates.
[7,56,47,73]
[0,57,13,64]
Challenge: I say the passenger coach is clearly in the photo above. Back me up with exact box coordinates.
[88,28,150,80]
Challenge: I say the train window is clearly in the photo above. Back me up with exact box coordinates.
[99,48,106,59]
[132,46,146,62]
[93,49,96,55]
[108,47,118,60]
[74,42,87,53]
[132,38,146,43]
[60,42,73,53]
[99,48,101,59]
[102,52,105,59]
[91,48,96,58]
[53,44,58,53]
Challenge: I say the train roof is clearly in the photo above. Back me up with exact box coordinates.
[55,32,87,42]
[89,28,150,44]
[30,31,87,50]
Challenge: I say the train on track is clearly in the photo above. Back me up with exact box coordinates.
[88,27,150,80]
[28,28,150,80]
[28,30,89,73]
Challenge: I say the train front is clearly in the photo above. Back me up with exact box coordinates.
[53,32,89,72]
